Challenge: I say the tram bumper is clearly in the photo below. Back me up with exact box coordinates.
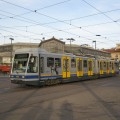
[11,79,23,84]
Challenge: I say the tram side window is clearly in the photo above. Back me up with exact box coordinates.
[40,57,44,73]
[107,62,109,69]
[27,56,38,73]
[71,58,76,68]
[110,62,111,68]
[83,60,87,68]
[55,58,61,67]
[93,61,95,68]
[112,62,114,70]
[98,61,99,68]
[114,63,118,69]
[100,62,102,69]
[104,62,106,68]
[47,57,54,67]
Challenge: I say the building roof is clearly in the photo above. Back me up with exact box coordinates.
[103,48,120,53]
[0,42,38,47]
[80,46,110,54]
[39,36,65,47]
[65,44,80,47]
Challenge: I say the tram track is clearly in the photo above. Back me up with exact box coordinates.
[0,83,88,114]
[0,76,120,120]
[0,78,116,115]
[0,76,119,96]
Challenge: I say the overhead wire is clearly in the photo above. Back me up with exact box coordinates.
[0,9,119,29]
[0,0,119,46]
[80,0,120,43]
[0,0,120,30]
[0,0,96,38]
[0,0,71,19]
[82,0,120,26]
[0,28,51,41]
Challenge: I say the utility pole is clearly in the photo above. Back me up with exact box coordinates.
[93,35,101,49]
[93,40,96,49]
[67,38,75,53]
[9,38,14,64]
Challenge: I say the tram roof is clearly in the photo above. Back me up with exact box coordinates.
[14,48,102,59]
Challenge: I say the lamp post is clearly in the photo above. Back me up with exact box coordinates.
[93,35,101,49]
[67,38,75,53]
[96,35,101,37]
[9,38,14,64]
[93,40,96,49]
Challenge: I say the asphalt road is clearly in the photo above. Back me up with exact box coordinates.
[0,76,120,120]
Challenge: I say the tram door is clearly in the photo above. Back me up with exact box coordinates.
[111,62,114,73]
[62,56,70,78]
[88,59,93,76]
[76,58,83,77]
[106,62,109,74]
[100,61,103,74]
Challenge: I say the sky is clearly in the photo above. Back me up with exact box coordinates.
[0,0,120,49]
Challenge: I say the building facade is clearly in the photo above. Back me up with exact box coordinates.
[103,44,120,60]
[39,37,65,53]
[103,44,120,69]
[0,37,113,65]
[39,37,111,57]
[65,44,111,57]
[0,42,38,65]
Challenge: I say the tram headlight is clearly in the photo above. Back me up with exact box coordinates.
[22,76,25,78]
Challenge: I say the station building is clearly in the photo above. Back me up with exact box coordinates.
[0,42,38,65]
[39,37,111,57]
[0,37,114,65]
[103,44,120,60]
[39,37,65,53]
[103,44,120,69]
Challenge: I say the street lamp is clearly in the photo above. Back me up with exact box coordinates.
[96,35,101,37]
[93,40,96,49]
[67,38,75,53]
[9,38,14,64]
[93,35,101,49]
